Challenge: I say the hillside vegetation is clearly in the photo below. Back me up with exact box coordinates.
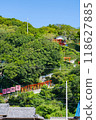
[0,16,80,119]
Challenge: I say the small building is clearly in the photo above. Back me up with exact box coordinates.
[53,36,67,46]
[0,103,44,120]
[74,101,80,120]
[39,73,53,82]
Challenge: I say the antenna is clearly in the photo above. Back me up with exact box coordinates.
[27,18,28,34]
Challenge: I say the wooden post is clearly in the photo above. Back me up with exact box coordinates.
[24,86,28,92]
[21,87,23,93]
[27,85,30,91]
[29,85,33,91]
[47,81,49,86]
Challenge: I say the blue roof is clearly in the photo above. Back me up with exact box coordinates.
[75,101,80,117]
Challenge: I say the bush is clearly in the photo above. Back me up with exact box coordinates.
[0,96,5,103]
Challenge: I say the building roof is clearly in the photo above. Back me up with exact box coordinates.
[0,104,44,120]
[75,101,80,117]
[34,114,44,119]
[56,36,67,40]
[56,36,64,40]
[0,103,9,115]
[7,107,36,118]
[42,73,53,78]
[50,117,74,120]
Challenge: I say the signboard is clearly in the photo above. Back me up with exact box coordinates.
[10,87,15,92]
[2,89,6,94]
[6,88,11,93]
[15,85,21,91]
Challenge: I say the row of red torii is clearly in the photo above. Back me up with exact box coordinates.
[64,57,71,62]
[21,80,52,92]
[1,80,52,95]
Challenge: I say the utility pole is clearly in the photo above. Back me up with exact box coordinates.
[27,18,28,34]
[63,45,68,120]
[66,81,68,120]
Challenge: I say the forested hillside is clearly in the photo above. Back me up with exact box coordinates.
[0,16,80,119]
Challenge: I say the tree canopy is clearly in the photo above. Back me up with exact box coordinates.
[0,16,80,119]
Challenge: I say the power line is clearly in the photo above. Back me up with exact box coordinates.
[1,74,20,85]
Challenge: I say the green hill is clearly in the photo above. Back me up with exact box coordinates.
[0,16,80,88]
[0,16,80,119]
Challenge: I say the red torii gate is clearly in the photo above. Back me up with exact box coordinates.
[64,57,71,62]
[21,80,52,93]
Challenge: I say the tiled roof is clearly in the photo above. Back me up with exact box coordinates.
[50,117,73,120]
[56,36,67,40]
[56,36,64,40]
[0,104,44,119]
[7,107,36,118]
[0,103,9,115]
[34,114,44,119]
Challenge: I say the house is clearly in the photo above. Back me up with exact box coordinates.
[0,103,44,120]
[53,36,67,45]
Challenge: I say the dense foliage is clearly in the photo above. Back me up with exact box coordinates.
[51,65,80,113]
[8,65,80,118]
[0,16,80,119]
[67,43,80,52]
[0,35,61,87]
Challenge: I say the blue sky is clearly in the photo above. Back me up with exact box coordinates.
[0,0,80,28]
